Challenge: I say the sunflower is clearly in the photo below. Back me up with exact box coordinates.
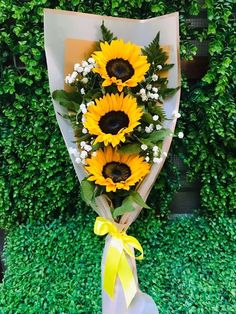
[92,39,150,92]
[85,146,150,192]
[84,93,143,147]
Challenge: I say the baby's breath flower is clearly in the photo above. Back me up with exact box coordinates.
[152,87,158,93]
[80,150,88,159]
[80,88,85,95]
[153,115,159,121]
[137,126,142,132]
[75,157,82,164]
[71,71,78,80]
[82,61,88,67]
[87,101,94,107]
[81,77,88,84]
[84,144,92,152]
[139,88,146,95]
[145,126,152,133]
[82,128,88,134]
[157,65,162,70]
[149,124,154,131]
[80,103,87,113]
[65,75,71,84]
[152,74,158,81]
[172,110,181,119]
[141,95,148,102]
[68,147,77,155]
[82,115,86,123]
[74,64,83,73]
[146,84,152,90]
[153,157,163,164]
[80,141,86,148]
[178,132,184,139]
[145,156,150,162]
[88,57,95,64]
[156,124,162,130]
[153,94,159,100]
[83,69,89,76]
[141,144,148,151]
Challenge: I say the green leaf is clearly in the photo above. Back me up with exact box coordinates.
[130,191,150,209]
[119,143,141,154]
[160,87,180,98]
[100,22,117,43]
[113,196,135,218]
[161,64,174,71]
[148,104,166,120]
[142,112,153,124]
[148,129,171,143]
[52,90,82,111]
[142,32,168,65]
[92,142,103,151]
[80,178,96,206]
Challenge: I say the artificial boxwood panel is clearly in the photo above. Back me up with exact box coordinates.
[0,211,235,313]
[0,0,235,228]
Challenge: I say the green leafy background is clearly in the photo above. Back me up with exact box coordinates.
[1,0,235,228]
[0,0,235,313]
[1,210,235,313]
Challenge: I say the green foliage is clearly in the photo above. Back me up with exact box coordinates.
[52,90,82,111]
[80,178,97,211]
[0,0,235,229]
[113,191,149,218]
[100,21,117,43]
[141,32,172,71]
[130,191,150,209]
[0,211,235,313]
[113,196,136,218]
[119,143,142,154]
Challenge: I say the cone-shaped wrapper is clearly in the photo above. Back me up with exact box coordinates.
[44,9,180,314]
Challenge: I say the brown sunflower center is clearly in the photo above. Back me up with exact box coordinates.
[99,110,129,135]
[106,58,134,82]
[102,162,131,183]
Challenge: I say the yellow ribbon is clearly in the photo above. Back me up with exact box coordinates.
[94,216,143,307]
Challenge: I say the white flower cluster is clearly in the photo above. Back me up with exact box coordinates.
[139,85,159,102]
[69,141,94,165]
[79,101,95,134]
[80,101,94,114]
[144,120,162,134]
[64,58,96,85]
[141,144,165,164]
[136,114,162,134]
[171,111,184,138]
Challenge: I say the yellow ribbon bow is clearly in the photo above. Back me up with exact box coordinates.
[94,216,143,307]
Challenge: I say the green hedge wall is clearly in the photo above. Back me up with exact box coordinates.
[1,211,236,313]
[0,0,235,228]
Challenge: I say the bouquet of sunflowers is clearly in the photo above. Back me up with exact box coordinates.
[45,9,180,314]
[53,24,178,219]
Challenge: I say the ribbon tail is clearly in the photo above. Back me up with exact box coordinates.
[118,251,137,307]
[104,239,123,299]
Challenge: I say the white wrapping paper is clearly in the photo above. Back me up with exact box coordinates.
[44,9,180,314]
